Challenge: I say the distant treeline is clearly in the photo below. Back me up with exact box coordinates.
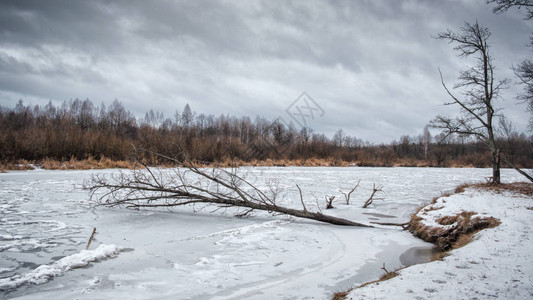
[1,99,532,168]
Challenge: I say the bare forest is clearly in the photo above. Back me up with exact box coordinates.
[1,99,531,169]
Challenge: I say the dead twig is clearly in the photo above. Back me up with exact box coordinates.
[370,221,409,230]
[339,180,360,205]
[86,227,96,250]
[325,195,335,209]
[363,183,383,208]
[381,262,389,274]
[296,184,307,212]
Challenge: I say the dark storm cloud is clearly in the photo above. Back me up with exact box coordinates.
[0,0,530,142]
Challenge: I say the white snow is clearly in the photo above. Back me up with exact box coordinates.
[0,167,529,299]
[349,185,533,299]
[0,244,122,291]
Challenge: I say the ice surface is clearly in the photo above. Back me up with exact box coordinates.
[0,167,527,299]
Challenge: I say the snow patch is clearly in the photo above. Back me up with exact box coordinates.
[0,267,16,274]
[0,244,123,291]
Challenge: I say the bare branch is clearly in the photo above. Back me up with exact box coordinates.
[325,195,335,209]
[362,183,384,208]
[381,263,390,274]
[296,184,307,213]
[339,180,360,205]
[85,227,97,250]
[488,0,533,19]
[370,221,410,230]
[438,68,490,129]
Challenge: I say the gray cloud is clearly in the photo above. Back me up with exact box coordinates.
[0,0,530,143]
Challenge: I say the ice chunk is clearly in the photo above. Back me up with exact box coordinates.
[0,244,123,291]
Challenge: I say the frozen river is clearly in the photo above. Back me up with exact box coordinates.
[0,167,526,299]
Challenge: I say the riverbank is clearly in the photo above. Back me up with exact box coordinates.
[345,183,533,299]
[0,157,501,172]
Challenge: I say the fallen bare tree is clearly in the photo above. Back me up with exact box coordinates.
[85,149,372,227]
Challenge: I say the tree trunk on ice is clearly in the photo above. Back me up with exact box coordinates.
[85,149,372,227]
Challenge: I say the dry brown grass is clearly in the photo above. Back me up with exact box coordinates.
[392,158,424,167]
[442,182,533,197]
[1,157,356,171]
[408,182,531,254]
[435,211,475,226]
[410,192,450,218]
[421,205,444,213]
[0,160,35,171]
[1,157,140,171]
[377,270,399,281]
[332,269,401,300]
[407,182,518,252]
[356,269,401,289]
[449,162,475,168]
[40,158,64,169]
[408,182,531,252]
[199,157,357,168]
[453,232,475,249]
[40,156,139,170]
[454,183,472,194]
[409,211,500,251]
[2,156,494,170]
[331,291,350,300]
[431,251,450,261]
[477,182,533,197]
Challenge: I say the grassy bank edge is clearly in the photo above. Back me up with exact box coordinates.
[0,157,495,173]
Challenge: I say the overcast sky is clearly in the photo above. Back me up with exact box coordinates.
[0,0,531,143]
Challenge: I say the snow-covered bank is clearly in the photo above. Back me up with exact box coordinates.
[0,244,122,291]
[349,184,533,299]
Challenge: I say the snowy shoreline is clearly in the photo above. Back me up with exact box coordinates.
[348,183,533,299]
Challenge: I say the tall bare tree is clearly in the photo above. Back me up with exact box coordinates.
[431,21,509,183]
[486,0,533,182]
[515,60,533,129]
[488,0,533,129]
